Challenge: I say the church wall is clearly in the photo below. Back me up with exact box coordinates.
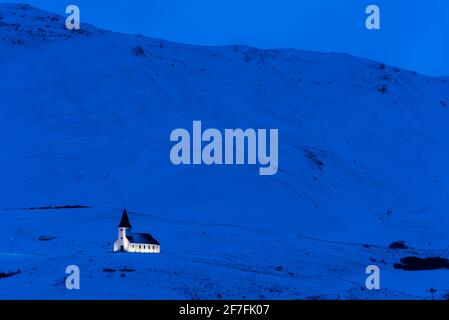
[127,243,160,253]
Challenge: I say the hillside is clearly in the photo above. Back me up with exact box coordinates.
[0,3,448,299]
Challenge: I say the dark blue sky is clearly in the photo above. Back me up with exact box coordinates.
[3,0,449,76]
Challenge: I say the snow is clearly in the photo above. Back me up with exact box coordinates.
[0,3,448,299]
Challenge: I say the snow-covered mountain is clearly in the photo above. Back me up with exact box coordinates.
[0,3,448,299]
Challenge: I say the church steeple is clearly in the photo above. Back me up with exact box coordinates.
[118,208,132,229]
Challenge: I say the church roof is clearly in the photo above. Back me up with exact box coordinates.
[118,208,132,228]
[126,232,160,245]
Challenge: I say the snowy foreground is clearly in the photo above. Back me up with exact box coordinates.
[1,207,448,300]
[0,3,448,299]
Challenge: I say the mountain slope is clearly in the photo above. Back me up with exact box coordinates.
[0,3,448,299]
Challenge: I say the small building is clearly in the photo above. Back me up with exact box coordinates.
[113,209,160,254]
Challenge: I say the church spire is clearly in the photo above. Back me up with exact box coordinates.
[118,208,132,229]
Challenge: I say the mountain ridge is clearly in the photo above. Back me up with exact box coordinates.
[2,2,448,79]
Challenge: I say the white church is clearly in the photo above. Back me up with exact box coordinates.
[113,209,160,254]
